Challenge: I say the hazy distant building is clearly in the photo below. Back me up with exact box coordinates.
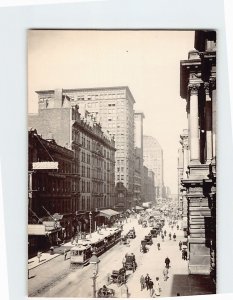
[143,135,164,198]
[142,166,155,205]
[133,112,145,206]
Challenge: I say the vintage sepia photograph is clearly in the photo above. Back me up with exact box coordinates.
[27,30,216,298]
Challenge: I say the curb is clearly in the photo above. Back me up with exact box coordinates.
[28,253,61,271]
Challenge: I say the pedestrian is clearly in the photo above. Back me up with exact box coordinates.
[164,229,167,236]
[154,277,161,297]
[179,241,182,251]
[37,251,42,263]
[161,234,164,242]
[165,256,170,268]
[148,280,154,296]
[145,273,150,290]
[140,275,145,291]
[177,224,179,230]
[173,233,176,241]
[171,225,174,230]
[64,248,67,260]
[169,232,172,240]
[157,242,160,250]
[122,256,126,267]
[163,267,169,281]
[183,249,188,260]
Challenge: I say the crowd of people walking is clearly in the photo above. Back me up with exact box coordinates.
[137,213,187,297]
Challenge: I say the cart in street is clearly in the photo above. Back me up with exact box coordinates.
[109,267,126,286]
[97,286,115,298]
[144,235,153,245]
[140,240,149,253]
[123,253,137,272]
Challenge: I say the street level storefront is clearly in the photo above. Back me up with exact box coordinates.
[28,222,62,258]
[95,209,120,227]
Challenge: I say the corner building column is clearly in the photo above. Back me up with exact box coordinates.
[188,83,200,163]
[204,83,213,163]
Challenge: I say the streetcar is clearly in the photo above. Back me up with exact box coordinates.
[70,227,122,266]
[70,244,92,265]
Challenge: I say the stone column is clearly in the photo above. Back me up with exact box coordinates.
[188,83,200,163]
[204,83,213,162]
[210,78,216,157]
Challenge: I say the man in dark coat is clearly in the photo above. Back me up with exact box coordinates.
[165,256,170,268]
[148,279,154,296]
[145,273,150,290]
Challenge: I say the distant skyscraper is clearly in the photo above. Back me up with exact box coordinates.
[133,112,145,205]
[143,135,164,198]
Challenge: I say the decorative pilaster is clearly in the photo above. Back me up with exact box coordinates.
[210,78,216,158]
[204,83,213,163]
[188,83,201,163]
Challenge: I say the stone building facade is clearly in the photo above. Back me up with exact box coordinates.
[29,91,116,233]
[34,86,135,208]
[180,30,216,280]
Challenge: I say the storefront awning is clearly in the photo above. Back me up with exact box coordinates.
[142,202,152,208]
[97,209,120,219]
[135,206,144,210]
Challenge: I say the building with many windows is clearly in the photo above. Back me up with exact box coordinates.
[143,135,164,199]
[180,30,216,281]
[28,128,74,257]
[29,90,116,234]
[133,112,145,206]
[35,86,135,208]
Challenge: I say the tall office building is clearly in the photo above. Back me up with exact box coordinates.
[36,86,135,208]
[143,135,164,199]
[133,112,145,205]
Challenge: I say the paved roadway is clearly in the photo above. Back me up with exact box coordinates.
[29,215,191,297]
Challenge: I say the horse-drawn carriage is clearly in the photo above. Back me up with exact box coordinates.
[127,228,136,239]
[150,228,158,238]
[97,286,115,298]
[108,267,126,286]
[121,235,128,245]
[123,253,137,272]
[144,235,153,245]
[140,240,149,253]
[142,220,147,228]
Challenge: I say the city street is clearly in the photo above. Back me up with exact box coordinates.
[28,215,215,298]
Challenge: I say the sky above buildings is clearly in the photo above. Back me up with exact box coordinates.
[28,30,195,194]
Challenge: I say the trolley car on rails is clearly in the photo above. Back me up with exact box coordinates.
[70,227,122,266]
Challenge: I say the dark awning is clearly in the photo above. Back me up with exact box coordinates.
[97,209,120,219]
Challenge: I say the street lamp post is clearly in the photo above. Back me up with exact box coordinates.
[89,211,92,237]
[89,251,100,298]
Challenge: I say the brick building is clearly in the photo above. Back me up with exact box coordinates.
[28,128,74,257]
[29,90,116,234]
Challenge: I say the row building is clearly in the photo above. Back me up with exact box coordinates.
[179,30,216,282]
[28,91,116,255]
[35,86,135,210]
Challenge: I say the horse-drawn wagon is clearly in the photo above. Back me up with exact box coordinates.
[123,253,137,272]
